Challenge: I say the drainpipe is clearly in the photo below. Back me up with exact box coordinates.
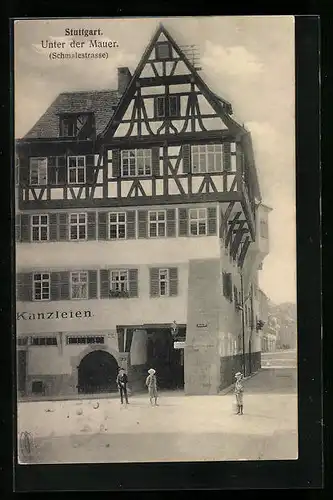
[240,271,246,377]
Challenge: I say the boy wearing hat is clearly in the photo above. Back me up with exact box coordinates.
[146,368,158,406]
[234,372,244,415]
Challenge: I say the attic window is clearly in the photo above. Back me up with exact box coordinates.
[60,115,77,137]
[59,113,93,138]
[155,42,172,59]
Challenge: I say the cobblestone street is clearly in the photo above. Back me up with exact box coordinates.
[17,351,298,464]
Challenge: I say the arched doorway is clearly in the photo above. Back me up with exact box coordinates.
[77,350,119,394]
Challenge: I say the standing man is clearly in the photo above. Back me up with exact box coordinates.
[146,368,158,406]
[116,367,129,405]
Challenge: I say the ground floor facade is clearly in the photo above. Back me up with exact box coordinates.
[16,256,262,398]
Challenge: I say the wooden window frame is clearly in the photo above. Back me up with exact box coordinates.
[30,336,58,346]
[68,156,86,184]
[158,268,170,297]
[155,41,172,59]
[29,157,48,185]
[66,336,104,345]
[110,269,129,294]
[154,95,180,118]
[70,271,89,300]
[60,115,78,138]
[148,210,166,238]
[191,144,223,173]
[31,214,49,242]
[109,212,127,240]
[188,208,207,236]
[121,149,152,177]
[69,212,87,241]
[32,272,51,302]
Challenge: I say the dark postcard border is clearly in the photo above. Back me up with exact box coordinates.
[7,15,322,491]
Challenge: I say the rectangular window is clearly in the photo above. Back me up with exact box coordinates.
[191,144,223,173]
[33,273,50,301]
[17,337,28,346]
[222,272,233,302]
[121,149,152,177]
[156,96,165,118]
[260,220,268,239]
[109,212,126,239]
[149,210,166,237]
[154,95,180,118]
[189,208,207,236]
[70,271,88,299]
[110,270,128,294]
[156,42,171,59]
[159,268,169,296]
[29,158,48,185]
[31,214,49,242]
[169,95,179,117]
[68,156,86,184]
[30,337,58,346]
[60,116,77,137]
[48,156,66,185]
[69,213,87,240]
[66,336,104,345]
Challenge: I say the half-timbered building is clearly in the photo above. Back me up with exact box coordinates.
[15,24,271,398]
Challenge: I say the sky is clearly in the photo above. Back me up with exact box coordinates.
[14,16,296,304]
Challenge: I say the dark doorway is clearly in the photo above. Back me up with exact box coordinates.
[77,350,119,394]
[147,328,184,390]
[17,350,27,395]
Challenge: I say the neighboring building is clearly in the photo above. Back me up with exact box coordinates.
[257,288,278,352]
[15,24,271,398]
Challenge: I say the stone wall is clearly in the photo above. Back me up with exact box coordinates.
[219,351,261,390]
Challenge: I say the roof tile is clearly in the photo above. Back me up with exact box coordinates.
[23,90,120,139]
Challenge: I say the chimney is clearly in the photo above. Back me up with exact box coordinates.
[118,67,132,95]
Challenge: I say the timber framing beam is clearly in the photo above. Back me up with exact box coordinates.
[19,191,242,211]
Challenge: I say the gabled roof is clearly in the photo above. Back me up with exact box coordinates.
[22,90,120,140]
[101,23,244,140]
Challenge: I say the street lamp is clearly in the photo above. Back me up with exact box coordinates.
[171,320,179,338]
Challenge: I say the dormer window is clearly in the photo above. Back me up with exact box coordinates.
[155,42,172,60]
[59,113,94,139]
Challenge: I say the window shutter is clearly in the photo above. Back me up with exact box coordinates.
[207,206,217,235]
[100,269,110,298]
[138,210,148,238]
[166,208,176,237]
[178,208,188,236]
[98,212,108,240]
[58,213,68,241]
[20,214,30,242]
[48,157,57,185]
[88,270,98,299]
[182,144,191,173]
[49,213,58,241]
[150,268,159,297]
[126,210,136,239]
[50,272,60,301]
[15,214,21,242]
[223,142,231,171]
[20,158,29,186]
[169,267,178,296]
[152,147,160,176]
[128,269,138,297]
[16,273,33,302]
[86,154,95,184]
[87,212,96,240]
[59,271,70,300]
[57,156,67,183]
[112,149,120,177]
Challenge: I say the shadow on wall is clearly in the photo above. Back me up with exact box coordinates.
[219,352,261,391]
